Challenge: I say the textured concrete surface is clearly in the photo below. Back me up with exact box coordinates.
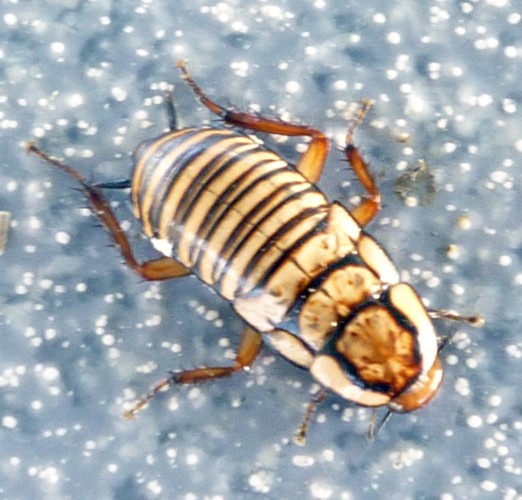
[1,1,520,498]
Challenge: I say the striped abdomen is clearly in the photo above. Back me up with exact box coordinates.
[132,128,331,316]
[131,127,403,339]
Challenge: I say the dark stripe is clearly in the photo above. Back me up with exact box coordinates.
[175,148,252,234]
[241,211,333,298]
[238,197,328,288]
[212,182,321,285]
[142,130,234,235]
[190,158,287,265]
[217,203,327,294]
[170,137,248,230]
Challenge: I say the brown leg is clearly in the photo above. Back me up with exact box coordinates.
[293,387,328,446]
[428,309,485,328]
[124,326,263,418]
[26,142,191,281]
[344,99,382,228]
[176,60,329,183]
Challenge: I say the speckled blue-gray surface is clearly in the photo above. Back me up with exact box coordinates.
[1,1,520,499]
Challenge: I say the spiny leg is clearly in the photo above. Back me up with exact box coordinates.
[293,387,328,446]
[430,309,485,353]
[176,60,329,184]
[26,142,190,281]
[124,326,263,418]
[428,309,485,328]
[343,99,382,228]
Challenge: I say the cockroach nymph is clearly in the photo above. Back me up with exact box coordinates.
[28,61,483,443]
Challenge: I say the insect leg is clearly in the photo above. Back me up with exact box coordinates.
[344,99,382,228]
[176,60,329,183]
[428,309,485,328]
[26,142,191,281]
[124,326,263,418]
[294,387,327,446]
[164,91,178,132]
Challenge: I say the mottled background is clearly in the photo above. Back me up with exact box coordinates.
[1,1,520,499]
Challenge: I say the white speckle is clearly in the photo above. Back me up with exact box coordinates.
[467,414,483,428]
[248,470,273,493]
[499,255,512,266]
[185,453,199,465]
[502,98,517,113]
[480,480,497,492]
[502,343,518,357]
[333,80,348,91]
[2,415,17,429]
[3,13,18,26]
[321,449,335,462]
[373,13,386,24]
[443,142,458,153]
[41,366,60,381]
[404,196,418,207]
[230,60,249,78]
[484,0,507,5]
[292,454,315,467]
[101,334,115,346]
[44,329,57,341]
[55,231,70,245]
[387,32,401,44]
[477,457,491,468]
[50,42,65,54]
[454,377,470,396]
[67,94,84,108]
[111,86,128,102]
[285,81,300,94]
[477,94,493,107]
[145,314,162,327]
[262,5,283,18]
[515,139,522,153]
[489,170,508,184]
[107,463,118,473]
[147,480,162,495]
[488,394,502,407]
[406,94,425,114]
[204,309,219,321]
[504,46,518,58]
[39,466,60,484]
[309,482,333,499]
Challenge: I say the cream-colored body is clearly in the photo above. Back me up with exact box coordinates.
[133,126,440,412]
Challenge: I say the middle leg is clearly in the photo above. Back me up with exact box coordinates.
[124,326,263,418]
[176,60,329,184]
